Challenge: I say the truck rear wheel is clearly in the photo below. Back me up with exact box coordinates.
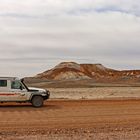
[31,96,44,107]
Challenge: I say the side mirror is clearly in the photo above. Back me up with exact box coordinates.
[21,78,24,82]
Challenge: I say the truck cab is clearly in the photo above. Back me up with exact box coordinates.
[0,77,50,107]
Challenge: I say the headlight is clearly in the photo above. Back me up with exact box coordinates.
[46,90,50,95]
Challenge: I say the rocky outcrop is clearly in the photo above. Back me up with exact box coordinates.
[23,62,140,88]
[35,62,140,80]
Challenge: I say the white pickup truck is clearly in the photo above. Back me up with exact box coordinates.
[0,77,50,107]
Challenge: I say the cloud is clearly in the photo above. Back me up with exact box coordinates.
[0,0,139,17]
[0,0,140,77]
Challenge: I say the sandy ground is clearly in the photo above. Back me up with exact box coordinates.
[49,87,140,99]
[0,100,140,139]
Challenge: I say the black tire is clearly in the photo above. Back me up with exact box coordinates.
[31,96,44,107]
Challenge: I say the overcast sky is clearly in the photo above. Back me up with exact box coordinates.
[0,0,140,77]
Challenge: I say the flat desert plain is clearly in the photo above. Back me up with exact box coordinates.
[49,87,140,100]
[0,87,140,139]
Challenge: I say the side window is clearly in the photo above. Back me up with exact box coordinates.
[11,80,22,89]
[0,80,7,87]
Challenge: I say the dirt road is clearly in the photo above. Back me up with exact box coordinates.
[0,100,140,139]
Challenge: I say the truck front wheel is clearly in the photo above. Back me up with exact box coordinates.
[31,96,44,107]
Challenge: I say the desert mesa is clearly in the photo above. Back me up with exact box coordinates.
[25,62,140,88]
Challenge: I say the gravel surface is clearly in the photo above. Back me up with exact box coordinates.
[0,100,140,139]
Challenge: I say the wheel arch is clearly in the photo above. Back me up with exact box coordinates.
[30,94,43,102]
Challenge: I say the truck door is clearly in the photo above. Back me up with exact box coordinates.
[10,80,28,101]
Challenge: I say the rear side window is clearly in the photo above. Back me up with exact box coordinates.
[0,80,7,87]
